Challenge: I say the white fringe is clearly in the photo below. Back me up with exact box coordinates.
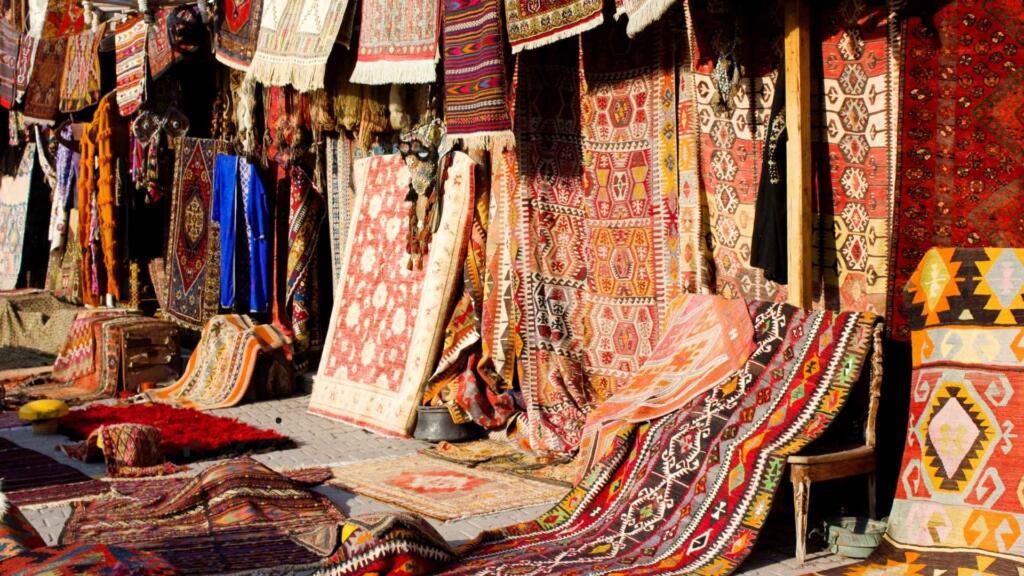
[624,0,674,38]
[350,59,436,85]
[248,56,328,92]
[509,13,604,54]
[447,130,516,152]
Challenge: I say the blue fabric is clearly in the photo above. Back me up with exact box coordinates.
[212,154,238,309]
[212,155,271,314]
[242,160,270,314]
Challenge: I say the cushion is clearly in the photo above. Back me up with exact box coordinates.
[17,399,69,422]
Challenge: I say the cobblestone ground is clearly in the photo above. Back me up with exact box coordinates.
[3,392,859,575]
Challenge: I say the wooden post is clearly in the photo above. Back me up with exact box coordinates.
[784,0,813,308]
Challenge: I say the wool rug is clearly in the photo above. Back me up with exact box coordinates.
[481,149,520,392]
[146,315,293,410]
[687,0,786,303]
[147,9,177,80]
[0,144,36,290]
[23,37,65,123]
[284,166,324,355]
[442,0,513,148]
[249,0,351,91]
[676,28,709,294]
[62,423,188,478]
[165,137,228,330]
[0,544,176,576]
[324,135,354,291]
[215,0,263,71]
[309,152,473,437]
[439,301,877,575]
[0,437,108,507]
[14,35,36,102]
[888,2,1024,340]
[51,310,132,384]
[59,403,293,463]
[515,23,681,453]
[42,0,86,38]
[503,0,601,52]
[330,454,569,520]
[0,290,79,356]
[809,247,1024,574]
[61,458,346,575]
[113,17,146,116]
[0,20,20,108]
[59,29,100,115]
[422,440,576,487]
[350,0,440,84]
[1,489,46,559]
[313,512,455,576]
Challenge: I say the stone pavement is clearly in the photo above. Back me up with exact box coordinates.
[3,393,860,575]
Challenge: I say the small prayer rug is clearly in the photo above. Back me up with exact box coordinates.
[146,9,176,79]
[503,0,601,53]
[0,20,20,108]
[147,315,292,410]
[442,0,513,147]
[309,152,473,437]
[350,0,440,84]
[114,17,146,116]
[330,454,569,520]
[0,437,108,507]
[215,0,263,71]
[325,135,354,291]
[249,0,351,91]
[165,137,229,330]
[421,440,575,487]
[23,37,66,123]
[0,144,36,290]
[807,247,1024,574]
[58,28,102,113]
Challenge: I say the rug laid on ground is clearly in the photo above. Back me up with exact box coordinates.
[249,0,350,91]
[330,453,569,521]
[0,437,108,507]
[61,458,346,575]
[422,440,576,487]
[0,143,35,291]
[215,0,263,70]
[503,0,601,52]
[165,137,228,330]
[439,301,877,575]
[309,152,473,437]
[888,2,1024,340]
[809,247,1024,575]
[350,0,439,84]
[515,23,681,453]
[58,403,293,463]
[146,315,294,410]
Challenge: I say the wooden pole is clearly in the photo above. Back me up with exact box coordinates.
[784,0,813,308]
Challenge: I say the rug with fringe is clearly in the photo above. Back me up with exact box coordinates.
[249,0,350,91]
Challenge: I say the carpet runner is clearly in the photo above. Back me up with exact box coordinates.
[0,437,107,507]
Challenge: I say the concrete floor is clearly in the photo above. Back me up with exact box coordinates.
[3,393,860,575]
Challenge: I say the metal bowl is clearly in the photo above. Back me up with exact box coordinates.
[413,406,484,443]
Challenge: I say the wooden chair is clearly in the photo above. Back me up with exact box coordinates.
[788,323,884,564]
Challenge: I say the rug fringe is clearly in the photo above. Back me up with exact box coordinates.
[249,57,329,92]
[509,14,604,54]
[447,130,516,152]
[624,0,675,38]
[350,59,437,85]
[214,52,252,73]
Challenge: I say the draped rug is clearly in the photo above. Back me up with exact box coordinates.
[0,144,36,290]
[249,0,351,91]
[0,290,78,356]
[165,137,228,330]
[309,152,473,437]
[350,0,440,84]
[113,17,146,117]
[0,20,20,108]
[23,37,66,123]
[61,423,188,478]
[324,135,354,291]
[0,437,108,507]
[215,0,263,71]
[61,458,346,575]
[147,9,177,80]
[516,23,681,453]
[313,513,455,576]
[440,301,877,575]
[482,149,520,392]
[147,315,293,410]
[14,35,36,102]
[503,0,601,52]
[888,2,1024,340]
[58,28,102,114]
[329,454,568,520]
[810,247,1024,575]
[422,439,577,486]
[442,0,513,147]
[285,167,324,355]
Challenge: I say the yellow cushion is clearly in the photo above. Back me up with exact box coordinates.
[18,399,69,422]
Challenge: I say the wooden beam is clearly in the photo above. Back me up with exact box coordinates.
[784,0,813,308]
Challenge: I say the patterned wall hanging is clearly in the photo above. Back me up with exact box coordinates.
[58,26,103,113]
[350,0,440,84]
[503,0,601,52]
[215,0,263,71]
[114,17,147,116]
[22,36,66,123]
[249,0,351,91]
[0,144,36,290]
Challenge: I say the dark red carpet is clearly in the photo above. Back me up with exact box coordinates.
[59,403,294,462]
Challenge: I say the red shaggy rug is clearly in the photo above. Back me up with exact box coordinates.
[58,403,294,463]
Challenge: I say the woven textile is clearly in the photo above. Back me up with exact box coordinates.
[422,440,576,486]
[14,35,36,102]
[0,290,78,355]
[441,302,877,575]
[314,513,455,576]
[442,0,513,147]
[249,0,351,91]
[481,150,520,388]
[51,310,130,384]
[0,494,46,560]
[147,9,176,79]
[62,458,346,575]
[0,144,36,290]
[0,437,108,507]
[888,2,1024,340]
[0,544,176,576]
[613,0,671,38]
[503,0,601,52]
[310,152,473,437]
[350,0,440,84]
[0,20,20,108]
[215,0,263,70]
[324,135,354,291]
[59,30,101,117]
[515,24,681,453]
[23,37,66,123]
[64,424,187,478]
[285,167,324,354]
[811,247,1024,575]
[147,315,293,410]
[165,137,228,330]
[330,454,568,520]
[42,0,86,38]
[114,17,146,117]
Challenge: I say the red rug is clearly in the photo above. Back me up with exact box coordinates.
[58,403,293,463]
